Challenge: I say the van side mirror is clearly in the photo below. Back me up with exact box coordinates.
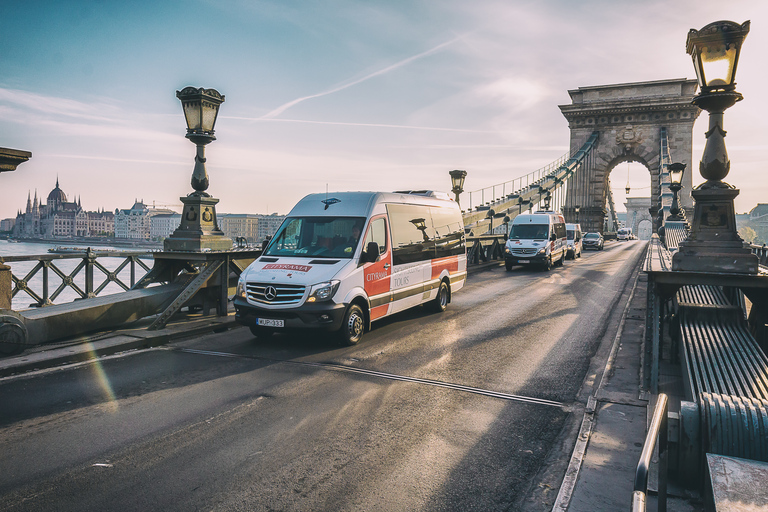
[364,242,380,263]
[550,233,557,241]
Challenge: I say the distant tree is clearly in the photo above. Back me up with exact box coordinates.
[739,226,758,244]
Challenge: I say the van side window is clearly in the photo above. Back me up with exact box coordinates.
[554,222,566,239]
[387,204,436,265]
[364,217,387,255]
[430,206,465,258]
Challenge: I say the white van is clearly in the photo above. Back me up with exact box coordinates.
[566,223,583,259]
[234,191,467,345]
[504,211,567,271]
[617,227,632,241]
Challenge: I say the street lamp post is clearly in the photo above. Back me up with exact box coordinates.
[486,209,496,234]
[667,163,686,222]
[672,20,757,273]
[449,170,467,206]
[164,87,232,252]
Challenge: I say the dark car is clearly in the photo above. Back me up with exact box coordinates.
[582,232,604,250]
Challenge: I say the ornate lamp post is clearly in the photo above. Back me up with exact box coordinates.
[486,208,496,234]
[503,215,511,240]
[666,163,686,222]
[449,169,467,206]
[164,87,232,252]
[672,20,757,273]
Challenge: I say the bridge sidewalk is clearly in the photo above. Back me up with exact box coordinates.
[558,272,703,511]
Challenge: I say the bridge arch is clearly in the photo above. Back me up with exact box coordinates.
[559,79,701,233]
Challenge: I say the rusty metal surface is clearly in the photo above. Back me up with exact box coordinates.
[706,454,768,511]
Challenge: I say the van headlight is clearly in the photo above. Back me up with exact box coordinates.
[236,278,247,299]
[308,280,340,302]
[538,248,547,255]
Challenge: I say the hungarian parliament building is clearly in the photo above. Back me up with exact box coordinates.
[9,179,285,244]
[12,179,114,238]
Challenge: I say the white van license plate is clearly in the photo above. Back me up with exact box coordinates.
[518,260,530,264]
[258,318,284,328]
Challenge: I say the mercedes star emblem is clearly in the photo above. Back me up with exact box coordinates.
[264,286,278,301]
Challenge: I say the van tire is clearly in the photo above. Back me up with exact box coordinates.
[428,280,449,313]
[542,256,552,271]
[505,261,514,271]
[338,304,365,345]
[555,253,564,267]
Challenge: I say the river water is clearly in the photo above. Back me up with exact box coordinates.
[0,240,153,311]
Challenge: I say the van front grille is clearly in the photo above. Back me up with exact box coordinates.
[512,248,537,256]
[246,283,306,305]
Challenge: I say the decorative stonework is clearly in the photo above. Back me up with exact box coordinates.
[559,79,701,234]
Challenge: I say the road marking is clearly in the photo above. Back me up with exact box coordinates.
[174,348,567,409]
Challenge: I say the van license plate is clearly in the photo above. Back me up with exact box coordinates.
[518,260,530,264]
[258,318,284,328]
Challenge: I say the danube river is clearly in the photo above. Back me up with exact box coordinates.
[0,240,153,310]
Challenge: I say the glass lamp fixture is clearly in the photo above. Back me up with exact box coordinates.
[176,87,225,196]
[687,20,749,93]
[449,169,467,205]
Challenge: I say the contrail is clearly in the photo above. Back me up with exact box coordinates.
[260,35,465,119]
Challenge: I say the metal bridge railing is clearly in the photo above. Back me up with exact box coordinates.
[465,235,506,265]
[632,393,668,512]
[1,249,153,309]
[465,153,568,211]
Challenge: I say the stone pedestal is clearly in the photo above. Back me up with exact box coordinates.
[672,186,758,273]
[164,194,232,252]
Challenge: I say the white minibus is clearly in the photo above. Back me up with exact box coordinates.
[234,191,467,345]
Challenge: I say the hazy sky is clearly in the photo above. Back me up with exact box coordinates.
[2,0,766,220]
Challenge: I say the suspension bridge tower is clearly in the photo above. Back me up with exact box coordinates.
[559,79,700,233]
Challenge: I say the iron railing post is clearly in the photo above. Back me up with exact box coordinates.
[632,393,668,512]
[85,248,95,298]
[42,261,50,306]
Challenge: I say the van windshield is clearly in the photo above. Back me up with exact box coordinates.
[264,216,366,259]
[509,224,549,240]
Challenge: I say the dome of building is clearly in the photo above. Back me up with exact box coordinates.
[47,178,67,203]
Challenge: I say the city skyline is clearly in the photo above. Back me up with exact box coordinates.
[2,1,767,221]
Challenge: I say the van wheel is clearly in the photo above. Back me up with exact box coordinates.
[338,304,365,345]
[505,261,514,271]
[542,256,552,271]
[428,280,449,313]
[249,326,274,339]
[556,254,564,267]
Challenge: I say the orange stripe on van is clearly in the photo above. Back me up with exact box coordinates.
[370,304,389,321]
[431,255,459,279]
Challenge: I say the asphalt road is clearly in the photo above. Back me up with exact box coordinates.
[0,241,647,512]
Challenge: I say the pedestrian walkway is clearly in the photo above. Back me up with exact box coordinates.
[557,272,704,511]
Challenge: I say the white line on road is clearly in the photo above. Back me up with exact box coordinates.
[175,348,567,409]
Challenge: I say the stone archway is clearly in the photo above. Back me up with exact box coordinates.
[626,197,653,239]
[559,79,701,233]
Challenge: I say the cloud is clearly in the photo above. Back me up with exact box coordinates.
[259,34,467,119]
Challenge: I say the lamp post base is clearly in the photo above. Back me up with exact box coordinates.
[164,194,232,252]
[671,186,757,274]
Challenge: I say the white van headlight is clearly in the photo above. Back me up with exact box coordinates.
[236,278,247,299]
[538,248,547,255]
[308,280,341,302]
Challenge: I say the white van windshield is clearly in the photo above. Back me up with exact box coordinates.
[509,224,549,240]
[265,216,366,259]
